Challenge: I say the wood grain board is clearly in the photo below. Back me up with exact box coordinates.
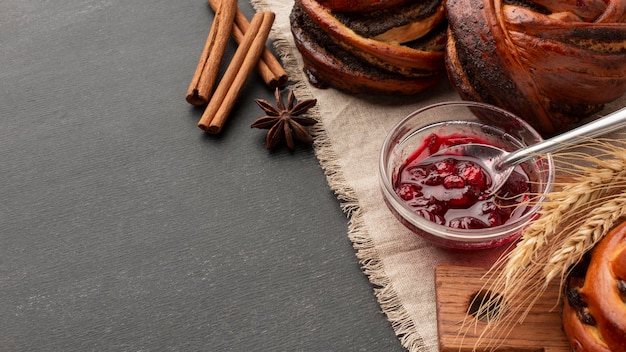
[435,265,572,351]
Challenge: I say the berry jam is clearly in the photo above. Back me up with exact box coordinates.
[394,133,531,229]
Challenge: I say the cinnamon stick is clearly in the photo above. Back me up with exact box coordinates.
[208,0,287,89]
[186,0,238,106]
[198,11,275,133]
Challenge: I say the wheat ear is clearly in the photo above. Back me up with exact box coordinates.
[463,139,626,349]
[544,190,626,284]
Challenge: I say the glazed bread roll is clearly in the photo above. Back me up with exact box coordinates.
[315,0,413,13]
[563,221,626,351]
[445,0,626,135]
[290,0,447,95]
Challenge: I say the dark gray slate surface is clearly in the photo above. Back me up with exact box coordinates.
[0,1,405,351]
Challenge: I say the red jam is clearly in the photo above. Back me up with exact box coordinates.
[394,133,531,229]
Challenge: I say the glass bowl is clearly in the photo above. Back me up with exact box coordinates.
[379,101,555,250]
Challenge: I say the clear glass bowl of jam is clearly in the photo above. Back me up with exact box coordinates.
[379,101,555,250]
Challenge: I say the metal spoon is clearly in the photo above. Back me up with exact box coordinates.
[427,106,626,195]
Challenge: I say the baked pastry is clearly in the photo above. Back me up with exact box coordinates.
[290,0,447,95]
[563,221,626,351]
[315,0,413,13]
[445,0,626,135]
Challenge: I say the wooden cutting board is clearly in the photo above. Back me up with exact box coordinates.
[435,265,571,351]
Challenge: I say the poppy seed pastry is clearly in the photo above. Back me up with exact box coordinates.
[289,0,447,95]
[445,0,626,135]
[314,0,414,13]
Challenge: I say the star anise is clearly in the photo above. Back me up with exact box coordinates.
[251,88,317,150]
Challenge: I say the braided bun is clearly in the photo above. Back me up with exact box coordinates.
[445,0,626,135]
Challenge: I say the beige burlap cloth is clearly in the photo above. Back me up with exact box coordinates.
[252,1,626,351]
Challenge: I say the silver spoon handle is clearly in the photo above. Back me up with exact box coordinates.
[500,106,626,168]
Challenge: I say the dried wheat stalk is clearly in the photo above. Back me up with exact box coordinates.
[464,138,626,349]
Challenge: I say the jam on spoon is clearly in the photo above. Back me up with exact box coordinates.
[420,106,626,195]
[393,133,531,229]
